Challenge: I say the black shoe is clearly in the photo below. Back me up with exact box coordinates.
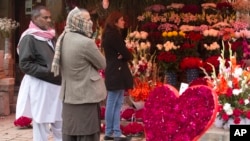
[114,135,131,141]
[103,136,114,141]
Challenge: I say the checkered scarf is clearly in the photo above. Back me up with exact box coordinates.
[51,7,93,76]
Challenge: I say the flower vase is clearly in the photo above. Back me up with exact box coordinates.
[165,71,177,87]
[4,38,11,59]
[186,68,199,83]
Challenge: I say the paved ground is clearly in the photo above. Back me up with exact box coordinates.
[0,113,230,141]
[0,114,146,141]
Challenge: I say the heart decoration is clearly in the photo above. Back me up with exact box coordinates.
[144,84,218,141]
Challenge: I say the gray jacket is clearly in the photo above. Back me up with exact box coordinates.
[18,35,61,85]
[60,32,107,104]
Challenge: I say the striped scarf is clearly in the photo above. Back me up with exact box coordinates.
[51,7,93,76]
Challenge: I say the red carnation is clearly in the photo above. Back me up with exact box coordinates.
[226,88,233,97]
[238,98,244,105]
[218,105,223,112]
[222,113,229,121]
[245,111,250,119]
[233,117,241,124]
[233,108,242,117]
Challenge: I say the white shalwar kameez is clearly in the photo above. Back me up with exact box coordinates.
[16,74,62,141]
[16,74,62,122]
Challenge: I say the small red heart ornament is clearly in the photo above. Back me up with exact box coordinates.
[144,84,218,141]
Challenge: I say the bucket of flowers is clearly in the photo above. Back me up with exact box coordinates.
[201,42,250,130]
[155,30,186,87]
[179,56,203,83]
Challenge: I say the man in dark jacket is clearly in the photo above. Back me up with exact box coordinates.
[15,5,62,141]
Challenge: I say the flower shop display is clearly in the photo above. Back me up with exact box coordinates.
[144,84,218,141]
[202,42,250,130]
[155,30,186,87]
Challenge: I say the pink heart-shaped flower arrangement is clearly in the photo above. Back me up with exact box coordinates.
[144,84,218,141]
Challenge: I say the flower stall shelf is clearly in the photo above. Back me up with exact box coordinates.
[202,42,250,130]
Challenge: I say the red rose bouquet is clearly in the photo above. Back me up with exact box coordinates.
[179,57,203,71]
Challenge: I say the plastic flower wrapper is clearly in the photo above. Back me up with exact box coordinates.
[201,42,250,126]
[0,17,19,38]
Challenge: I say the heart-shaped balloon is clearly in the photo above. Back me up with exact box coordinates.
[144,84,218,141]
